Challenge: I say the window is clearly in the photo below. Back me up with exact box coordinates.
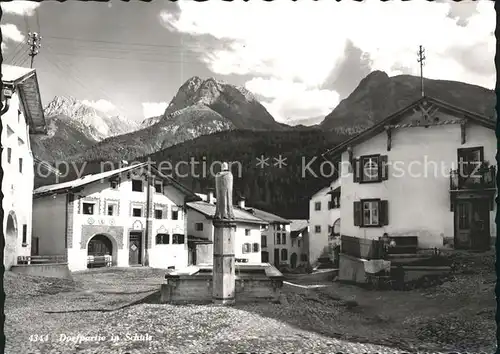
[7,148,11,163]
[291,239,295,247]
[132,207,143,217]
[171,209,179,220]
[22,224,27,246]
[82,202,96,215]
[242,243,251,253]
[315,225,321,233]
[276,233,281,245]
[195,223,204,231]
[300,253,308,262]
[106,202,118,216]
[353,199,389,227]
[154,209,163,219]
[110,180,119,190]
[262,251,269,262]
[353,155,388,183]
[19,158,23,173]
[298,239,302,248]
[156,233,170,245]
[252,243,260,252]
[362,156,379,182]
[281,249,288,261]
[281,233,286,244]
[457,147,484,185]
[363,201,379,226]
[328,225,333,234]
[315,202,321,211]
[245,229,250,236]
[172,234,184,244]
[132,179,143,192]
[154,181,163,194]
[261,235,267,248]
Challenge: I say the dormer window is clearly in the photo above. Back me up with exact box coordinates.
[154,180,163,194]
[132,179,143,192]
[110,180,119,190]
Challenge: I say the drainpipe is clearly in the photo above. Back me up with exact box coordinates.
[144,175,152,266]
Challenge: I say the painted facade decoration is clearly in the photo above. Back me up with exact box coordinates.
[32,162,200,271]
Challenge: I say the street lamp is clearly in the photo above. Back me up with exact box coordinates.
[1,84,14,115]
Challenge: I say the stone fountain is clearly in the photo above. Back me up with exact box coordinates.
[160,163,284,304]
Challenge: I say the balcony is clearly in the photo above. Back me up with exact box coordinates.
[449,165,496,191]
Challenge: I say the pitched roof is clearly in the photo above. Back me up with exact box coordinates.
[290,219,309,238]
[242,207,290,224]
[289,219,308,232]
[187,201,268,225]
[2,64,47,134]
[322,95,496,159]
[33,162,200,202]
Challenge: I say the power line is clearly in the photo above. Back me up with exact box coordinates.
[43,34,220,51]
[47,51,203,65]
[5,42,26,63]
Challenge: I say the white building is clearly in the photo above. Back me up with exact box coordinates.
[237,200,293,268]
[32,162,201,271]
[186,197,268,264]
[308,179,341,264]
[2,64,47,270]
[323,96,496,251]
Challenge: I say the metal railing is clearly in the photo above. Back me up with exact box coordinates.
[17,255,67,265]
[450,165,496,191]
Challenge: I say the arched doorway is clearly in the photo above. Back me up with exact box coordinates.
[87,234,113,268]
[333,218,341,236]
[4,211,18,269]
[290,253,298,269]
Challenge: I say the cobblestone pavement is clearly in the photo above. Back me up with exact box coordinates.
[7,302,411,354]
[4,260,495,354]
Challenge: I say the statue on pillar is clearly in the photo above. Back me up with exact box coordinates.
[214,162,234,220]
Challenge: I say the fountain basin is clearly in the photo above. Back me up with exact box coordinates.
[160,263,284,304]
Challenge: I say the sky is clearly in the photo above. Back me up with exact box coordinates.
[0,0,495,123]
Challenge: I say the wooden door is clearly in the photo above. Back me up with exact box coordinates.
[129,232,142,265]
[455,201,472,249]
[470,200,490,250]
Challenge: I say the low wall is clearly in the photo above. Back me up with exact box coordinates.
[284,269,337,283]
[160,274,283,304]
[10,263,73,280]
[338,253,367,284]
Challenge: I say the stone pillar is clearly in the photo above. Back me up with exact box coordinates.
[212,219,236,304]
[212,162,236,305]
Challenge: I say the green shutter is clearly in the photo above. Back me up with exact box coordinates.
[353,158,361,183]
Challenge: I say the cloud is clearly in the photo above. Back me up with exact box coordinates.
[142,102,168,118]
[246,78,339,122]
[1,23,25,43]
[160,1,495,121]
[82,99,117,113]
[1,1,40,16]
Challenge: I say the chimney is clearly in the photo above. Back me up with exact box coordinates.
[207,188,215,204]
[238,196,246,209]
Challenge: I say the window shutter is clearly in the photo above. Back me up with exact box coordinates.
[353,158,361,183]
[353,201,362,226]
[380,200,389,226]
[380,155,389,181]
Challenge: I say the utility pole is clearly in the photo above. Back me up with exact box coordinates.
[417,45,426,97]
[27,32,42,68]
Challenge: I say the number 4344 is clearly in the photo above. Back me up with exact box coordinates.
[29,334,49,342]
